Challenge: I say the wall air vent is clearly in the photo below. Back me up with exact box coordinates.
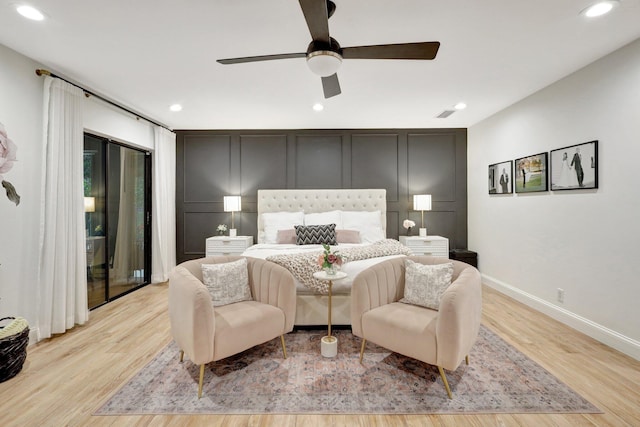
[436,110,455,118]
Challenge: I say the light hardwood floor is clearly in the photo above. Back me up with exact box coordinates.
[1,283,638,427]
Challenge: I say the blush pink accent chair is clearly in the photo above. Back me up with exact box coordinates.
[351,256,482,399]
[169,256,296,398]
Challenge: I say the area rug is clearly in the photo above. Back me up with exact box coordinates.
[95,326,600,415]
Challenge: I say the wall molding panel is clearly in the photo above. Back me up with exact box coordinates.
[176,128,467,263]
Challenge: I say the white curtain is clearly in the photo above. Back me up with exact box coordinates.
[37,76,88,340]
[151,126,176,283]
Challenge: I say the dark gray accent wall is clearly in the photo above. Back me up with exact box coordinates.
[176,129,467,263]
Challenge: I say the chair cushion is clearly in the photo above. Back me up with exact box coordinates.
[400,259,453,310]
[213,300,284,360]
[362,302,438,364]
[201,258,252,306]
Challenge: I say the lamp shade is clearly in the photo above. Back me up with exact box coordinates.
[84,196,96,213]
[413,194,432,211]
[223,196,242,212]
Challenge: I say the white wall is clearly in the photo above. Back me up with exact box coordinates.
[0,44,45,328]
[468,38,640,360]
[0,43,155,338]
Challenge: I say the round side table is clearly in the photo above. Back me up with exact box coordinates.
[312,270,348,358]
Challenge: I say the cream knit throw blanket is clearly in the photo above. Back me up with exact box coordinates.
[266,239,412,294]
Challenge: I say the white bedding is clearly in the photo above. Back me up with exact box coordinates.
[242,243,404,294]
[254,188,390,325]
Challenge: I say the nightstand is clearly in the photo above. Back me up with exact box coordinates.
[399,235,449,257]
[205,236,253,256]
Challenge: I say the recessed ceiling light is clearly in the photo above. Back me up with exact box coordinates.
[169,104,182,112]
[454,102,467,110]
[312,103,324,112]
[582,1,618,17]
[16,5,45,21]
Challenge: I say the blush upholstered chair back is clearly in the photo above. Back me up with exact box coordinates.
[351,256,482,398]
[169,256,296,398]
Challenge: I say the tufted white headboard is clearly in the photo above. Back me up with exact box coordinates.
[257,189,387,244]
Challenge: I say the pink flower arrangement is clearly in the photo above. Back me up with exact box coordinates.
[317,243,343,269]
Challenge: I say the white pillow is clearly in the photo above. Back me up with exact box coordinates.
[340,210,385,243]
[201,258,251,306]
[262,211,304,244]
[400,259,453,310]
[304,210,343,228]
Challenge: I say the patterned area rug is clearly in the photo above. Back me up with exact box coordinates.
[95,326,600,415]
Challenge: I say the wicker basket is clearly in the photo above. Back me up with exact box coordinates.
[0,317,29,383]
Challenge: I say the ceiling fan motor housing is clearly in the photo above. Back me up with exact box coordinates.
[306,38,343,77]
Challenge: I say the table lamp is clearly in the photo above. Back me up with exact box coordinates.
[84,196,95,236]
[223,196,241,237]
[413,194,432,237]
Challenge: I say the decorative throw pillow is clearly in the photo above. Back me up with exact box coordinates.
[201,258,252,307]
[336,229,361,244]
[276,229,297,244]
[294,224,337,245]
[262,211,304,244]
[304,210,343,228]
[400,259,454,310]
[340,210,385,243]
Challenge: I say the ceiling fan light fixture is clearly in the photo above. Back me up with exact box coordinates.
[306,51,342,77]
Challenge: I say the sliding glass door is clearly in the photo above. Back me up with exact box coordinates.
[84,133,151,309]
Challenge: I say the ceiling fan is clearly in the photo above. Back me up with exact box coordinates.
[217,0,440,99]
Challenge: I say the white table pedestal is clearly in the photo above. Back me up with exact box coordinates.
[313,270,348,359]
[321,336,338,357]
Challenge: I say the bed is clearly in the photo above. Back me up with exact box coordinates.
[242,188,410,326]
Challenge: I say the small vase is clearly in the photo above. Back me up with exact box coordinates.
[324,265,338,276]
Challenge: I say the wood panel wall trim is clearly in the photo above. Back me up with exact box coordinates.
[175,128,467,263]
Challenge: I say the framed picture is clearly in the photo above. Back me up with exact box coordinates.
[488,160,513,194]
[550,140,598,190]
[515,152,548,193]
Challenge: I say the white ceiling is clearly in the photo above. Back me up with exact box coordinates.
[1,0,639,130]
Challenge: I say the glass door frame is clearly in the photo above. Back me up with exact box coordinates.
[84,132,152,309]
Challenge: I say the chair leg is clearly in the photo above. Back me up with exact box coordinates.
[437,366,453,399]
[280,335,288,359]
[465,355,470,365]
[359,338,366,364]
[198,364,205,399]
[179,350,184,363]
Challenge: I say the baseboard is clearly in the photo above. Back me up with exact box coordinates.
[28,327,39,346]
[482,274,640,361]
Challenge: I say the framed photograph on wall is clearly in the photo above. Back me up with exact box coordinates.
[550,140,598,190]
[488,160,513,194]
[515,152,548,193]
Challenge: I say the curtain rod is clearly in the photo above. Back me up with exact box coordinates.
[35,69,173,132]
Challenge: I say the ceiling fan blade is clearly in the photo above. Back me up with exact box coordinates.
[217,52,306,65]
[298,0,330,43]
[342,42,440,60]
[321,73,341,98]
